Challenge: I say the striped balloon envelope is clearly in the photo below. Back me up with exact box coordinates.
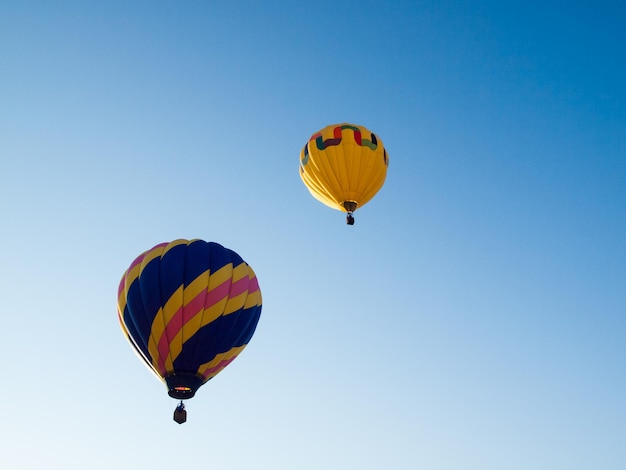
[117,239,262,410]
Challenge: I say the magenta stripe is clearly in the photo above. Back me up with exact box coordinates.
[156,305,182,371]
[248,275,259,293]
[201,356,237,380]
[182,290,206,324]
[130,242,168,271]
[204,279,232,308]
[126,252,147,272]
[156,292,205,369]
[229,276,249,298]
[118,253,146,296]
[117,279,126,297]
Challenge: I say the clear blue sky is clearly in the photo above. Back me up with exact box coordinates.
[1,1,624,469]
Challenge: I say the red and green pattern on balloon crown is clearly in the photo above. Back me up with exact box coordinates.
[301,124,388,167]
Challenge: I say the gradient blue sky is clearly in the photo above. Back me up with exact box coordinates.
[1,2,625,469]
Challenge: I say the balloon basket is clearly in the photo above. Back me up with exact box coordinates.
[173,401,187,424]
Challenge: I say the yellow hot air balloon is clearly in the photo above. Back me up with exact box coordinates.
[299,123,389,224]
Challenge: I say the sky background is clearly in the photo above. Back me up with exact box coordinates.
[1,1,625,469]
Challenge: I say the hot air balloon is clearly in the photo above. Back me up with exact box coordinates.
[117,239,262,423]
[299,123,389,225]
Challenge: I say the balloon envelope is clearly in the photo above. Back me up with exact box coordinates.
[299,123,389,222]
[117,239,262,399]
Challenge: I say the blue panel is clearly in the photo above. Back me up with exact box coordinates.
[158,243,186,303]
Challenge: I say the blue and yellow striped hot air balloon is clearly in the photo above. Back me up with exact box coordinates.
[300,123,389,225]
[117,239,262,423]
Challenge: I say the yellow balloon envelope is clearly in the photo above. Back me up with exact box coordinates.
[299,123,389,224]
